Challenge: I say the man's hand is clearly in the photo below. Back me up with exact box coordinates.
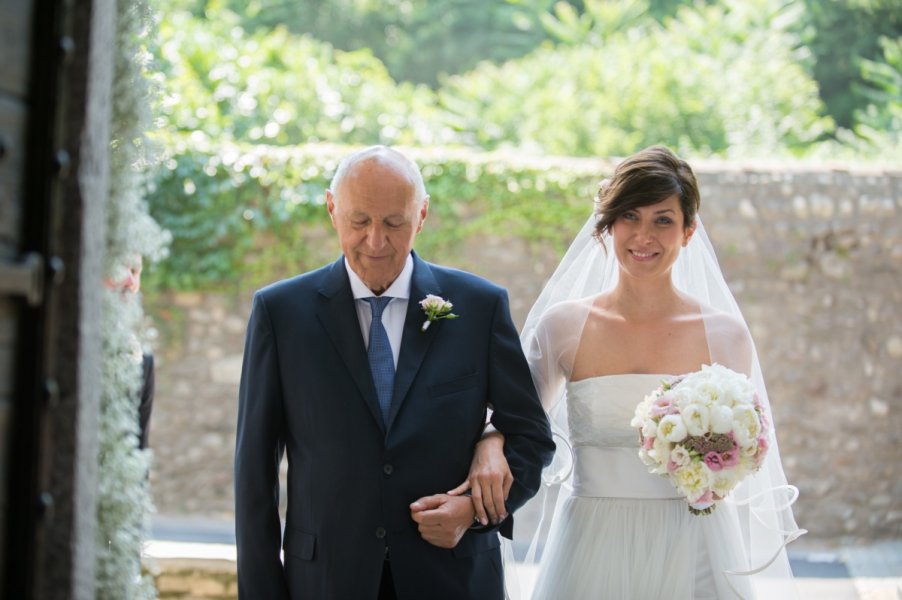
[448,431,511,526]
[409,494,476,549]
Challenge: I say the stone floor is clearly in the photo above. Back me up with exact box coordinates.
[146,516,902,599]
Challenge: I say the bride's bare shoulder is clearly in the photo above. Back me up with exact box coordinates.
[695,302,755,372]
[697,303,750,333]
[538,296,596,322]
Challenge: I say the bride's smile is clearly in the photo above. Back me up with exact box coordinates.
[611,194,694,279]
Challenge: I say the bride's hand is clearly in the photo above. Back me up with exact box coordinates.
[448,431,512,526]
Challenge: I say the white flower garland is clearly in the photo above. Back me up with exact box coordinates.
[96,0,169,597]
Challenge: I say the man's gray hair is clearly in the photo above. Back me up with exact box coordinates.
[329,145,428,206]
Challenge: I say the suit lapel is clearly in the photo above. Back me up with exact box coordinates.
[316,257,385,430]
[386,253,441,430]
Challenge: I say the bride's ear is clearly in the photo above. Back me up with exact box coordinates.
[683,220,697,246]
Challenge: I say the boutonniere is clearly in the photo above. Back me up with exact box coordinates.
[419,294,459,332]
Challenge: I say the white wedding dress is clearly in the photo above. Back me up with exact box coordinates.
[530,375,754,600]
[515,216,802,600]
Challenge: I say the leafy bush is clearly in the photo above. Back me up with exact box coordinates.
[154,9,452,146]
[180,0,551,87]
[146,139,607,290]
[852,37,902,152]
[799,0,902,129]
[438,0,834,158]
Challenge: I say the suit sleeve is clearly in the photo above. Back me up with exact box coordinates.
[486,290,555,537]
[234,293,289,598]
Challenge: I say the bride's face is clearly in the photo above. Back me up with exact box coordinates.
[611,194,695,280]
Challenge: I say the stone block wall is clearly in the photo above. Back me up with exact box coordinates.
[151,559,236,599]
[146,163,902,544]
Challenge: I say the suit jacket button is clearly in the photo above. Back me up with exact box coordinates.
[383,464,393,475]
[375,527,387,539]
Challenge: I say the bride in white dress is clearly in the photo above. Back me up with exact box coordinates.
[463,146,804,599]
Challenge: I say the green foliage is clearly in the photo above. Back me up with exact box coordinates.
[147,137,335,289]
[799,0,902,129]
[438,0,833,158]
[847,37,902,154]
[539,0,651,44]
[184,0,550,87]
[146,140,604,290]
[144,0,899,293]
[154,9,448,146]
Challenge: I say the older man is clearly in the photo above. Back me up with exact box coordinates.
[234,145,553,599]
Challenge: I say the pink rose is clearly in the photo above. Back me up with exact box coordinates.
[720,448,740,469]
[758,411,771,434]
[667,460,679,473]
[703,451,724,472]
[642,435,655,450]
[755,436,769,466]
[693,489,714,505]
[650,395,673,418]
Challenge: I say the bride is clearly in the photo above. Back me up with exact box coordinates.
[458,146,804,599]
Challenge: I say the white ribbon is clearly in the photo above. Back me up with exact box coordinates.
[722,484,808,599]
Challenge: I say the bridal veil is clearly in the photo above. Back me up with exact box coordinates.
[507,213,805,599]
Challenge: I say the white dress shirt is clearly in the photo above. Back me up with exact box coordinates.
[345,254,413,369]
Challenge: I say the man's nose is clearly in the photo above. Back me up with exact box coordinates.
[366,224,386,249]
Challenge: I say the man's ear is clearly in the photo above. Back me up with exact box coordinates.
[326,189,337,226]
[416,196,430,233]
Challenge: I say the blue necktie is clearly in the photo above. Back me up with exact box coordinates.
[365,297,395,424]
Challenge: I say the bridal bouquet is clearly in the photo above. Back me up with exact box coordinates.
[630,364,770,515]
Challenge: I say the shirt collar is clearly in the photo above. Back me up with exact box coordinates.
[346,254,413,300]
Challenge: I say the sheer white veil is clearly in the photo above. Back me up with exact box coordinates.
[506,212,806,599]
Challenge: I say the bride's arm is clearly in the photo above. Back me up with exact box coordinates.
[448,429,512,526]
[450,305,575,525]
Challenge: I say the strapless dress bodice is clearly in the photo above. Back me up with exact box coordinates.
[565,374,682,499]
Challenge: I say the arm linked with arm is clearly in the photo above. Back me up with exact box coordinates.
[485,291,556,536]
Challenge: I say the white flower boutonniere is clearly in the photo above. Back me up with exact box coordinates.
[419,294,459,332]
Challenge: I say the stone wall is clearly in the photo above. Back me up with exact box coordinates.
[146,163,902,544]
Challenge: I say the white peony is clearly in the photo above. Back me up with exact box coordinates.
[648,436,673,473]
[681,403,710,436]
[732,404,761,446]
[674,461,713,501]
[657,414,688,443]
[709,404,734,434]
[711,471,737,498]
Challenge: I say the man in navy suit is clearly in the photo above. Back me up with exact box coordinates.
[234,145,554,599]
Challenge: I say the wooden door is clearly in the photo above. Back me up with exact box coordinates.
[1,0,104,596]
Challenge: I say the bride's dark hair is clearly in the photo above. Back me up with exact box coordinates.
[593,145,700,242]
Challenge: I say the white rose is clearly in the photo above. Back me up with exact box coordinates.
[698,382,720,406]
[672,387,694,409]
[711,471,737,498]
[631,400,651,428]
[657,414,688,443]
[641,419,657,439]
[681,404,710,436]
[674,461,713,500]
[709,404,734,434]
[732,405,761,446]
[648,436,672,472]
[670,445,691,467]
[419,294,444,310]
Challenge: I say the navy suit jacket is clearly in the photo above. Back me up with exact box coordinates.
[235,253,554,599]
